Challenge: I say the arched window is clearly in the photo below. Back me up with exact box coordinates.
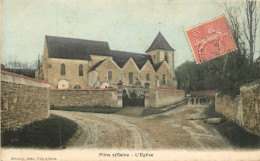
[146,73,150,81]
[155,75,159,87]
[163,74,166,85]
[61,63,65,75]
[129,72,133,84]
[108,71,112,81]
[164,52,168,63]
[79,64,83,76]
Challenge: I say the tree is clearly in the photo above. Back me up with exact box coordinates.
[225,1,259,63]
[175,1,260,97]
[243,0,259,63]
[224,2,244,53]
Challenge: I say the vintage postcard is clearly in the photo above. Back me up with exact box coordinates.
[1,0,260,161]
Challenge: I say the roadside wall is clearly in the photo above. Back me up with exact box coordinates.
[215,80,260,136]
[240,81,260,136]
[1,70,50,132]
[215,94,241,123]
[50,88,120,108]
[146,88,185,108]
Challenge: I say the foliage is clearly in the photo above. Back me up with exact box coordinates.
[176,1,260,97]
[175,51,260,96]
[2,60,39,78]
[3,68,36,78]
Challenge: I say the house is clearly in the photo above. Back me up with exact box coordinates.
[35,32,177,89]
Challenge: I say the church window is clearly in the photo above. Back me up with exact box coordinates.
[163,74,166,85]
[129,72,133,84]
[61,63,65,75]
[79,64,83,76]
[164,52,168,63]
[155,75,159,87]
[108,71,112,81]
[146,73,150,81]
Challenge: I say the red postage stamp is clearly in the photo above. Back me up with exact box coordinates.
[185,15,237,64]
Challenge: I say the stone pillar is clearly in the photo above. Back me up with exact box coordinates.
[144,83,150,108]
[117,81,123,108]
[209,98,213,104]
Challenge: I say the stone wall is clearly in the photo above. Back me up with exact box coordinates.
[146,88,185,108]
[122,58,140,86]
[240,81,260,135]
[1,70,50,132]
[140,61,156,88]
[50,88,120,108]
[46,58,89,89]
[215,80,260,136]
[215,94,241,123]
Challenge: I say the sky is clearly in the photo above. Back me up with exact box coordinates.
[1,0,260,68]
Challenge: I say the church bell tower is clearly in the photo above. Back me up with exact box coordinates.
[146,32,175,72]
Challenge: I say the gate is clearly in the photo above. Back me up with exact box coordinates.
[122,86,144,107]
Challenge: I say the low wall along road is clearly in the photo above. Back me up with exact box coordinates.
[1,70,50,132]
[215,80,260,136]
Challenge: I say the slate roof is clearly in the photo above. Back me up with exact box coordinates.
[153,61,164,71]
[146,32,175,52]
[110,50,152,69]
[45,35,170,71]
[89,59,107,72]
[45,36,110,60]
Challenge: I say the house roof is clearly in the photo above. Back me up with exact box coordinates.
[45,35,110,60]
[146,32,175,52]
[110,50,152,69]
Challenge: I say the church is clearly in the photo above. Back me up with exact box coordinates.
[35,32,177,89]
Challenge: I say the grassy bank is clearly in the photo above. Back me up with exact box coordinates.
[1,114,78,149]
[205,105,260,149]
[51,106,121,114]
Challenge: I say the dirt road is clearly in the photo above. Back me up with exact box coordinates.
[51,105,230,149]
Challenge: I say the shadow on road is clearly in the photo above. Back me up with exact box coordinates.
[205,105,260,149]
[1,114,78,149]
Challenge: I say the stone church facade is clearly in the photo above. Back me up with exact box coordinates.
[35,32,177,89]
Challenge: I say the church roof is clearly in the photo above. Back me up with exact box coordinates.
[45,35,170,71]
[146,32,175,52]
[110,50,152,69]
[89,59,107,72]
[45,36,110,60]
[153,61,164,71]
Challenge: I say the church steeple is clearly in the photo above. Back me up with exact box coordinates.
[146,32,175,73]
[146,32,175,52]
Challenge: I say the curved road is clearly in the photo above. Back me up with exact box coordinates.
[51,104,230,149]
